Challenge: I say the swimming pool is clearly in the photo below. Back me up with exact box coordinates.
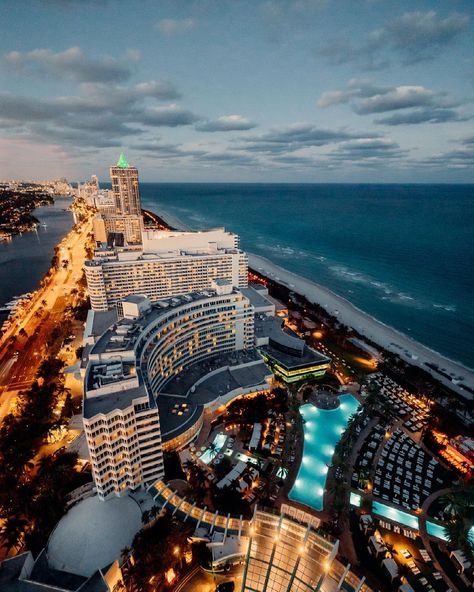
[200,432,227,464]
[426,521,474,543]
[289,394,360,512]
[372,500,420,530]
[426,520,447,541]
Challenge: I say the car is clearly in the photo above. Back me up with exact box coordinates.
[216,583,235,592]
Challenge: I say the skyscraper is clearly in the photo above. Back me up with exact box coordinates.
[109,153,141,215]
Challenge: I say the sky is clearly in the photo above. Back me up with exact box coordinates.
[0,0,473,183]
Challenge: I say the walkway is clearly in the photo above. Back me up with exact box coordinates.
[419,487,460,592]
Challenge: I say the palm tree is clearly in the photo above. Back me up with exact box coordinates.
[0,516,28,553]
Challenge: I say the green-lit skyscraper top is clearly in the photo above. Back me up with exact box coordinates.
[117,153,130,168]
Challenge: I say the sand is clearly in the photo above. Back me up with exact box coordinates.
[248,253,473,400]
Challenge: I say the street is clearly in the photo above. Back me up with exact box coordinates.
[0,207,92,420]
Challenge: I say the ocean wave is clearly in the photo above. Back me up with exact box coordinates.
[433,303,457,313]
[329,265,457,313]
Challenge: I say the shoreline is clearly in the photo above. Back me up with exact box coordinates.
[248,253,473,399]
[148,204,474,400]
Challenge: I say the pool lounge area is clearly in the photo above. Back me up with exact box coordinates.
[289,394,360,512]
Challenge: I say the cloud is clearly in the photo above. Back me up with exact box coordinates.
[196,115,257,132]
[132,80,181,100]
[132,142,259,167]
[416,143,474,169]
[318,79,468,125]
[328,138,407,167]
[155,18,195,36]
[375,107,469,126]
[0,76,196,149]
[316,11,469,69]
[195,151,258,166]
[354,86,437,114]
[2,46,134,83]
[140,104,200,127]
[386,11,469,64]
[241,122,375,154]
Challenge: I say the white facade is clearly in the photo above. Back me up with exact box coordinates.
[141,227,239,252]
[85,228,248,311]
[83,290,254,500]
[110,161,141,216]
[83,397,163,501]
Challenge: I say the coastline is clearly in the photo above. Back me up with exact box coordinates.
[152,204,474,401]
[248,253,473,399]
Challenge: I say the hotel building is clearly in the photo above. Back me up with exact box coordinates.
[82,284,270,500]
[85,227,248,311]
[91,154,143,247]
[110,153,141,216]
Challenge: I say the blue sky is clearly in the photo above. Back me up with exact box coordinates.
[0,0,473,182]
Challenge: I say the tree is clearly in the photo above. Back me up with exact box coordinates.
[441,481,474,562]
[0,516,28,553]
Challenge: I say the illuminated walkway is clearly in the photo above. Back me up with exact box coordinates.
[149,480,374,591]
[149,479,247,537]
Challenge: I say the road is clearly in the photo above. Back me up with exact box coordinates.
[0,206,92,419]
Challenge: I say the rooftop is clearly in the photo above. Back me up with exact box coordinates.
[47,495,143,577]
[240,286,275,311]
[83,383,149,419]
[261,342,330,371]
[158,350,271,440]
[116,153,129,169]
[91,288,242,357]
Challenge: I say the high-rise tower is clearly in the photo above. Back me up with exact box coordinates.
[109,153,141,215]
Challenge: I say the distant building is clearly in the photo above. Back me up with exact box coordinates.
[78,174,101,205]
[110,153,141,216]
[93,213,143,246]
[90,155,144,247]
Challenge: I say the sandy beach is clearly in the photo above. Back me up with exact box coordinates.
[152,206,474,401]
[248,253,474,400]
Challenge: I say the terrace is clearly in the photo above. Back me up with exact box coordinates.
[371,429,452,512]
[353,510,455,592]
[363,374,431,433]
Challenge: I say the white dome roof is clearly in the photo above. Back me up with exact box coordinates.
[47,494,142,577]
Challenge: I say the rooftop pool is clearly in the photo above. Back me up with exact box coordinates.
[289,394,360,512]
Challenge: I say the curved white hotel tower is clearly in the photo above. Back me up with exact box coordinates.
[82,283,269,500]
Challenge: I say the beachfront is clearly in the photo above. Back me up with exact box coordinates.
[152,208,474,401]
[248,252,474,400]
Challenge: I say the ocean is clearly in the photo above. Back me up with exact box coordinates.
[0,198,73,310]
[138,183,474,370]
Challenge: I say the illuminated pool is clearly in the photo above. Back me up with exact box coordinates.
[426,520,447,541]
[200,432,227,464]
[289,394,360,512]
[372,501,419,530]
[426,521,474,543]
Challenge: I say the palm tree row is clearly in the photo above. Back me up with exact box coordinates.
[0,345,85,556]
[440,481,474,563]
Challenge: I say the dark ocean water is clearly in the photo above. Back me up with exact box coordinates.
[0,199,73,309]
[138,183,474,369]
